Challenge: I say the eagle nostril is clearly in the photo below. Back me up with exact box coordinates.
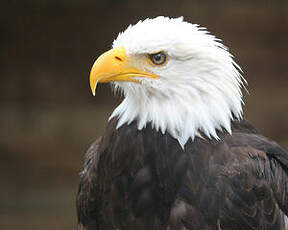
[115,56,123,62]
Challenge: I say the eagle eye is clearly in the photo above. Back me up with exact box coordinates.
[148,51,167,66]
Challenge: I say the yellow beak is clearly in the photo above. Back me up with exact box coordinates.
[89,47,159,95]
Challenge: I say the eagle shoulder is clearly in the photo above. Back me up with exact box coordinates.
[76,138,102,230]
[179,121,288,229]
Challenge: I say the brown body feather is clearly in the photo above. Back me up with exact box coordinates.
[76,118,288,230]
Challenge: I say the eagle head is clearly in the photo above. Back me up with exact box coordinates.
[90,16,245,148]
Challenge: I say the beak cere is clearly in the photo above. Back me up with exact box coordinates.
[89,47,159,95]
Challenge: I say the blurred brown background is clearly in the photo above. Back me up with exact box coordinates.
[0,0,287,229]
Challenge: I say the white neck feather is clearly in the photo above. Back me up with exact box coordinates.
[110,71,243,148]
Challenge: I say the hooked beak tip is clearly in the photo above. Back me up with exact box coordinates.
[91,81,97,96]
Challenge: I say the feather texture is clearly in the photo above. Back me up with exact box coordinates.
[76,119,288,230]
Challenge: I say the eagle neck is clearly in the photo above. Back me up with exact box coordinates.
[109,87,240,148]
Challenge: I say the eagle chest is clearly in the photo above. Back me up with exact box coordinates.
[95,121,194,228]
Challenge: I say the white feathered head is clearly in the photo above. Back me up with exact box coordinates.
[90,16,245,147]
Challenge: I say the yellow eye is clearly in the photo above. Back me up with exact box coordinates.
[148,51,168,66]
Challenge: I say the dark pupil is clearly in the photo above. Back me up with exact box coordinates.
[151,52,165,64]
[154,54,162,62]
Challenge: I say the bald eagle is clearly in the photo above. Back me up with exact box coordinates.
[76,17,288,230]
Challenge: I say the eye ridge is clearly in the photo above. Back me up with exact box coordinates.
[148,51,167,66]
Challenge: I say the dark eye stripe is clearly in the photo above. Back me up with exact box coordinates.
[149,52,167,65]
